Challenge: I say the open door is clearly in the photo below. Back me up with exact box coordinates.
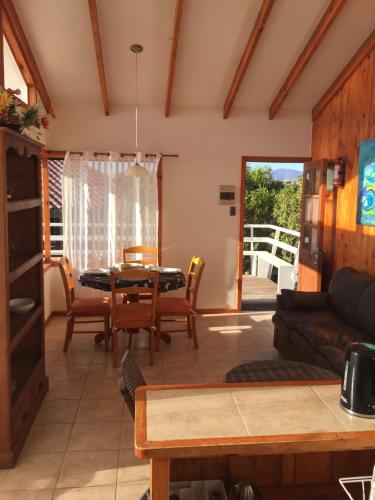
[298,160,329,291]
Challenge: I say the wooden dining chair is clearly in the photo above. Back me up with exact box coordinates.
[122,246,158,266]
[156,256,205,350]
[122,246,158,302]
[58,256,111,352]
[110,268,159,367]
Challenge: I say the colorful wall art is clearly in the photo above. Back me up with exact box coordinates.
[357,138,375,227]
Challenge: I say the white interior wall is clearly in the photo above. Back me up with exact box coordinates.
[44,103,312,310]
[44,266,66,319]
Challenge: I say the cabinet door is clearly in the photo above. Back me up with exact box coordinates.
[298,160,328,291]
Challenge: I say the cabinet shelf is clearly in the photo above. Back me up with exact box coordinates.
[0,127,45,468]
[7,198,41,213]
[11,305,43,352]
[9,253,43,283]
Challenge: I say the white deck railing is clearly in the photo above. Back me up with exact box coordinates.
[243,224,300,292]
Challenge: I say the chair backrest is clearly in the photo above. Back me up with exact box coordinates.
[118,349,146,419]
[186,256,205,310]
[110,269,159,328]
[58,256,75,310]
[123,246,158,266]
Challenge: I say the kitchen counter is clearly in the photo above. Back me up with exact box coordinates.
[135,381,375,499]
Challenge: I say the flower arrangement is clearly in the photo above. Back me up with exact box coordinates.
[0,87,55,138]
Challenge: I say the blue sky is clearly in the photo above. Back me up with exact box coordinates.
[246,161,304,171]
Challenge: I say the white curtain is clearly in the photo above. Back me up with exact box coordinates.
[62,151,160,273]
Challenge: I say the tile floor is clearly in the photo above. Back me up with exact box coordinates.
[0,311,278,500]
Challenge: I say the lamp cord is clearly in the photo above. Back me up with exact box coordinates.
[135,51,139,152]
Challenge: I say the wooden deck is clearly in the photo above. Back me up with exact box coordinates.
[241,274,277,311]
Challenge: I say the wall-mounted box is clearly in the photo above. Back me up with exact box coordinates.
[219,185,235,205]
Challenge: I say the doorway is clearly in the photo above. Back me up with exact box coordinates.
[237,156,311,311]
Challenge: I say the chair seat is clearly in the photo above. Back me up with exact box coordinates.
[156,297,192,315]
[71,297,110,314]
[114,303,153,328]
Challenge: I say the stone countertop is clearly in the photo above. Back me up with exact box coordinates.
[135,382,375,455]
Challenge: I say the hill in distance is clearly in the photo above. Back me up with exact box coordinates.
[272,168,301,182]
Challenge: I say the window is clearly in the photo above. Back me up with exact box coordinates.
[43,158,64,258]
[3,37,28,102]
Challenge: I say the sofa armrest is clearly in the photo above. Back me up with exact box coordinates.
[277,289,329,311]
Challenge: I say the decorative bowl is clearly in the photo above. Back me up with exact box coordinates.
[9,298,36,315]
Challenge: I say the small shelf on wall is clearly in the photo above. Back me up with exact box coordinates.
[9,253,43,283]
[7,198,41,213]
[10,305,43,351]
[11,315,43,405]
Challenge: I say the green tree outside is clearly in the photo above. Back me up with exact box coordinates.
[244,166,302,273]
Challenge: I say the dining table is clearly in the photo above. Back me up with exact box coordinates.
[78,265,186,345]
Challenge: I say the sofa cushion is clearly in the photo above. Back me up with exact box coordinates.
[316,345,346,376]
[356,283,375,340]
[274,309,344,331]
[296,323,369,351]
[328,267,375,326]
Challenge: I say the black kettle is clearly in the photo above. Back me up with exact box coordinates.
[340,343,375,418]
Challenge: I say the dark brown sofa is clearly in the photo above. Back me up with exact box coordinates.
[272,267,375,375]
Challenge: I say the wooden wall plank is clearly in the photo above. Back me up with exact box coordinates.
[311,46,375,276]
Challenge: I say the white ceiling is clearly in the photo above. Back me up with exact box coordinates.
[13,0,375,115]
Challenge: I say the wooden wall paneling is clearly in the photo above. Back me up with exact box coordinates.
[295,452,333,485]
[311,46,375,276]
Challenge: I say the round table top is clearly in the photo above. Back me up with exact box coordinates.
[79,266,186,293]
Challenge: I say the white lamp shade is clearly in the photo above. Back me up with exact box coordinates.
[125,162,149,177]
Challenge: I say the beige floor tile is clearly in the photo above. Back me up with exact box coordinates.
[36,400,79,424]
[91,351,113,365]
[195,349,229,361]
[140,364,164,382]
[120,420,135,449]
[82,379,120,399]
[203,376,225,384]
[143,377,165,385]
[0,490,53,499]
[24,423,72,453]
[123,406,134,421]
[76,399,123,422]
[45,351,94,366]
[53,485,116,500]
[161,349,197,364]
[195,336,225,350]
[0,452,63,491]
[87,364,118,381]
[46,380,85,401]
[162,361,200,378]
[68,339,99,353]
[163,376,203,385]
[116,481,149,500]
[47,365,89,383]
[57,450,119,488]
[198,360,233,377]
[117,449,149,484]
[67,422,122,451]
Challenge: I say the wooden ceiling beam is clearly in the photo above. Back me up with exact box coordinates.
[269,0,346,120]
[223,0,275,119]
[88,0,110,116]
[2,0,52,112]
[312,28,375,121]
[165,0,184,118]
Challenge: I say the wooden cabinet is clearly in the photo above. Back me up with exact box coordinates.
[0,127,48,468]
